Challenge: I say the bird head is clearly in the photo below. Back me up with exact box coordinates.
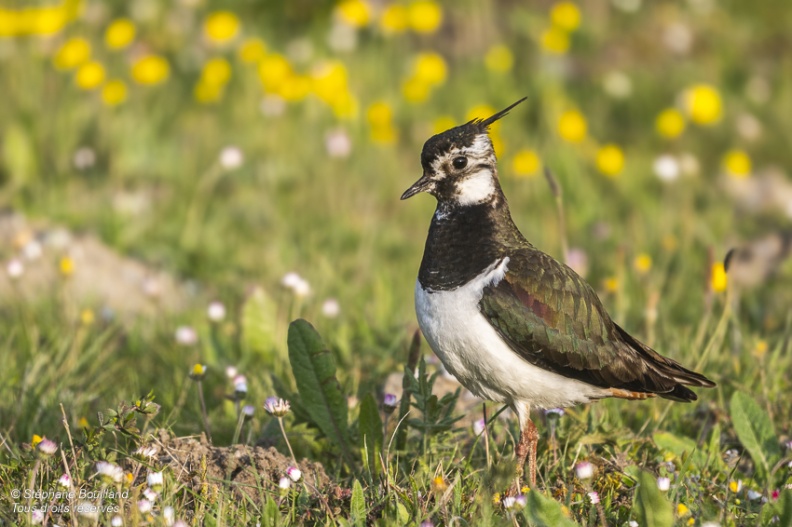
[401,97,527,206]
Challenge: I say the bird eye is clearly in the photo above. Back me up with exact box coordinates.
[452,156,468,169]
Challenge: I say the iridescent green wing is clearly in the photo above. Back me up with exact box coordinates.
[479,248,683,393]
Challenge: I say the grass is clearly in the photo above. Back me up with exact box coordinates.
[1,0,792,525]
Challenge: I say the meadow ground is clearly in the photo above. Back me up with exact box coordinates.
[1,1,792,525]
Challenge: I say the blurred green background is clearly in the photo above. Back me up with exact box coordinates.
[1,0,791,459]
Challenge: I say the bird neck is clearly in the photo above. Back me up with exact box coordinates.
[418,188,528,291]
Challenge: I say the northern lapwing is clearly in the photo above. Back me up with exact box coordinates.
[401,98,715,489]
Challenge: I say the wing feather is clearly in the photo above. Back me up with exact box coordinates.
[478,248,714,400]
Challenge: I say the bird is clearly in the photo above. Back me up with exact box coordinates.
[400,98,715,490]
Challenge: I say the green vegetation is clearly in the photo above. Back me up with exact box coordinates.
[1,0,792,525]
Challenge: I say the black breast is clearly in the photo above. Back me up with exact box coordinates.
[418,197,527,291]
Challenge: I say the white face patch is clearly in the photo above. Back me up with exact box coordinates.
[456,168,495,206]
[425,132,499,206]
[469,135,493,157]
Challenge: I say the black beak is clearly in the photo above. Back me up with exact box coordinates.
[400,172,432,200]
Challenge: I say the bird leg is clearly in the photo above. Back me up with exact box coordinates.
[515,418,539,490]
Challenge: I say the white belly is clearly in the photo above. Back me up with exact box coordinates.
[414,258,609,410]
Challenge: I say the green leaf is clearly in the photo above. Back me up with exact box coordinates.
[653,431,709,468]
[776,490,792,526]
[522,491,577,527]
[729,391,781,483]
[358,393,383,476]
[242,287,279,364]
[287,319,350,456]
[350,479,366,527]
[2,123,38,185]
[261,496,280,527]
[632,470,674,527]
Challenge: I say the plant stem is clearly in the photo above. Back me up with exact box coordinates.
[231,411,245,445]
[196,380,212,442]
[482,403,491,469]
[278,417,297,464]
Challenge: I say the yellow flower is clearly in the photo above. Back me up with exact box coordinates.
[201,57,232,86]
[380,4,408,34]
[596,144,625,177]
[413,52,447,87]
[194,81,223,103]
[604,277,619,293]
[752,339,768,359]
[101,80,127,106]
[655,108,686,139]
[722,149,751,178]
[238,38,266,63]
[336,0,371,28]
[74,61,105,90]
[59,256,74,277]
[367,101,394,128]
[258,53,292,92]
[512,149,541,178]
[634,253,652,274]
[77,417,89,428]
[331,91,358,119]
[728,480,741,493]
[279,74,311,102]
[550,1,581,32]
[80,308,95,326]
[557,110,587,143]
[684,84,722,125]
[485,44,514,73]
[53,37,91,70]
[368,101,397,144]
[32,434,43,447]
[677,503,689,516]
[312,60,349,104]
[370,124,398,145]
[131,55,170,85]
[711,262,727,293]
[408,0,442,34]
[687,518,695,526]
[432,475,447,491]
[204,11,240,45]
[540,26,570,54]
[433,115,456,134]
[492,492,501,504]
[104,18,135,50]
[3,1,80,37]
[402,77,430,103]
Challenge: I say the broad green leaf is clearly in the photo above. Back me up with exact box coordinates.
[523,490,577,527]
[707,423,726,470]
[653,431,709,468]
[730,391,781,483]
[350,479,366,527]
[261,496,280,527]
[395,502,409,524]
[242,287,278,364]
[358,393,383,476]
[287,319,350,456]
[776,490,792,526]
[633,470,674,527]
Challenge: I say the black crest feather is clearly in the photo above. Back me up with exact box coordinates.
[420,97,527,168]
